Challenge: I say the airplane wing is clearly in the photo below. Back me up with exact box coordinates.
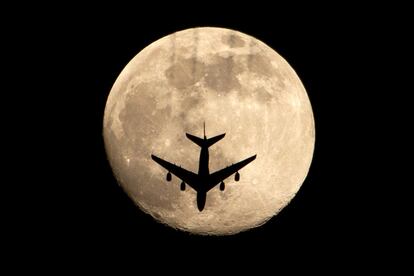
[151,154,199,191]
[207,155,257,191]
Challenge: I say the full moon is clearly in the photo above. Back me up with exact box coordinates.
[103,27,315,235]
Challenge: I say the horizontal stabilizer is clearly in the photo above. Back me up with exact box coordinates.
[206,133,225,147]
[186,133,205,147]
[186,133,225,148]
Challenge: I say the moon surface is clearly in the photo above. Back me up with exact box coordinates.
[103,27,315,235]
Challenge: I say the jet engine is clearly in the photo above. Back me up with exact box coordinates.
[220,181,225,191]
[180,181,186,191]
[235,172,240,181]
[166,172,172,181]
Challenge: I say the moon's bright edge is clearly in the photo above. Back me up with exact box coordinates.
[103,27,315,235]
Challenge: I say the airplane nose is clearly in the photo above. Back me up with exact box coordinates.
[197,193,206,211]
[197,200,205,211]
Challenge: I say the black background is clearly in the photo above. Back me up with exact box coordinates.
[11,4,406,271]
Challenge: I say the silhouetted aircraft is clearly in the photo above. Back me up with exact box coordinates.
[151,123,256,211]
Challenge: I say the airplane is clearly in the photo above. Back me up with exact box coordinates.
[151,123,256,211]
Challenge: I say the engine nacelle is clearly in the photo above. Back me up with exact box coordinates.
[166,172,172,181]
[220,181,225,191]
[235,172,240,181]
[180,181,186,191]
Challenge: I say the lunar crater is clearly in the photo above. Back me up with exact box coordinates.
[222,33,246,48]
[165,57,205,89]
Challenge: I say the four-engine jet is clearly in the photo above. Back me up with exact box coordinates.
[151,123,256,211]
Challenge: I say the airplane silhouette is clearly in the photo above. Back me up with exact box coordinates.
[151,123,256,211]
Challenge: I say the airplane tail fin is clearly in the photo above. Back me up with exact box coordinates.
[186,133,225,148]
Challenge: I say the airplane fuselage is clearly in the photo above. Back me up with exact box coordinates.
[196,140,209,210]
[198,141,209,177]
